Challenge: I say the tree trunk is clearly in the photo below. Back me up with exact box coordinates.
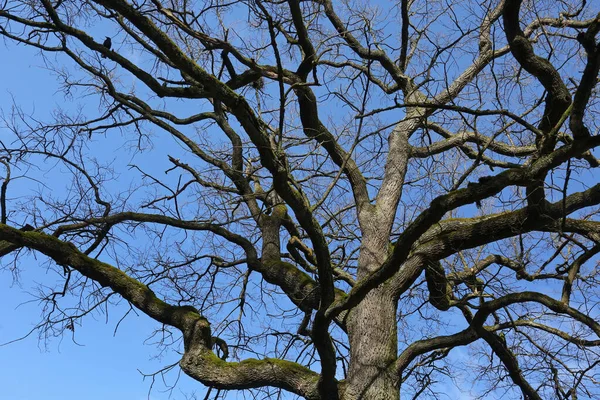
[345,229,399,399]
[346,288,398,399]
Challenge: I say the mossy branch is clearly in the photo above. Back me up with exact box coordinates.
[0,223,323,398]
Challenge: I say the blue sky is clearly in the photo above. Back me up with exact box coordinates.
[0,278,196,400]
[0,41,204,400]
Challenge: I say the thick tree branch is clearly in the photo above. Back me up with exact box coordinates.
[0,224,323,399]
[503,0,571,153]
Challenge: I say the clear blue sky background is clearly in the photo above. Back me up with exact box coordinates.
[0,41,204,400]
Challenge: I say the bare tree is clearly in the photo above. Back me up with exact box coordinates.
[1,0,600,398]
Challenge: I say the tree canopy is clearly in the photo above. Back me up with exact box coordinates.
[1,0,600,398]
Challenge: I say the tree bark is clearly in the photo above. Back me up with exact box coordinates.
[345,229,399,399]
[346,288,398,399]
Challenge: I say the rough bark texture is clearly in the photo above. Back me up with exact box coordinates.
[346,288,398,399]
[345,218,400,399]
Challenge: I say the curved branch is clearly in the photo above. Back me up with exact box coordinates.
[570,13,600,139]
[503,0,571,151]
[472,291,600,337]
[0,224,323,399]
